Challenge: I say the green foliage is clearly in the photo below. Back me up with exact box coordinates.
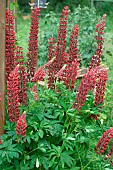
[17,0,30,13]
[0,81,112,169]
[68,6,99,67]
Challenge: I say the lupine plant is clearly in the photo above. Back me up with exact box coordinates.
[0,5,112,170]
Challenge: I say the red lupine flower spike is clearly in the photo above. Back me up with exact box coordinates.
[6,10,16,80]
[47,7,69,89]
[7,65,20,122]
[15,46,28,105]
[73,68,98,110]
[89,14,106,70]
[69,24,80,64]
[16,112,26,137]
[27,7,40,81]
[94,68,108,106]
[47,37,56,89]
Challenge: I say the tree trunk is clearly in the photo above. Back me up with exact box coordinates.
[0,0,6,135]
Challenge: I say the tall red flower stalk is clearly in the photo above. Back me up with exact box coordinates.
[47,37,56,89]
[53,6,69,72]
[15,46,28,105]
[6,9,16,80]
[69,24,79,64]
[89,14,106,70]
[7,65,20,122]
[73,68,98,111]
[27,7,40,80]
[16,112,26,137]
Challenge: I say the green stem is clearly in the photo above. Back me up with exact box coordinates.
[81,158,95,170]
[27,147,38,155]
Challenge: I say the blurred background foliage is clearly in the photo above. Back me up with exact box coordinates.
[17,0,113,16]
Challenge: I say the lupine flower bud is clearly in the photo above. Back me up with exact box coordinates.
[16,112,26,137]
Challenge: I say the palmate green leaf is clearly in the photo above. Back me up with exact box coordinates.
[26,136,31,144]
[61,151,74,168]
[51,144,61,154]
[0,165,14,170]
[44,113,55,119]
[8,151,19,159]
[38,129,44,138]
[2,151,7,157]
[50,123,63,137]
[14,159,20,170]
[63,141,73,151]
[59,100,68,111]
[48,151,56,160]
[0,140,12,149]
[19,160,30,170]
[1,149,19,163]
[30,155,37,169]
[49,156,56,167]
[39,155,49,170]
[39,147,46,153]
